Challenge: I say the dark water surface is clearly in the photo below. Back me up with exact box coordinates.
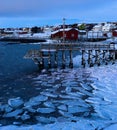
[0,42,41,103]
[0,42,81,103]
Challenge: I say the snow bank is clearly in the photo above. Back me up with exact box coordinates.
[1,120,117,130]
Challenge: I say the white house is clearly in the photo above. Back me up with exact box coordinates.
[102,23,116,32]
[92,24,103,31]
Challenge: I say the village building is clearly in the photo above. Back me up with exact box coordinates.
[92,24,103,31]
[51,28,78,41]
[22,27,31,33]
[78,30,87,40]
[102,23,116,32]
[85,23,96,31]
[112,30,117,37]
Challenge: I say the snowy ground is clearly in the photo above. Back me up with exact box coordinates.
[0,55,117,130]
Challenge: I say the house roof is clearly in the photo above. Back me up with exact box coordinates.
[51,28,78,34]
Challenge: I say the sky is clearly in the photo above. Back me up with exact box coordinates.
[0,0,117,27]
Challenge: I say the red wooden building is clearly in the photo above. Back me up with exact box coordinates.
[51,28,78,41]
[112,30,117,37]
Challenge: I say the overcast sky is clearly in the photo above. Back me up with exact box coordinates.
[0,0,117,27]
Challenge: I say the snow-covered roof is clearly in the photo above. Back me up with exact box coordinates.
[104,23,114,27]
[93,24,102,28]
[51,28,78,34]
[78,30,86,32]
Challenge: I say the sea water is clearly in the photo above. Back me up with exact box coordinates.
[0,42,40,103]
[0,42,81,103]
[0,41,117,129]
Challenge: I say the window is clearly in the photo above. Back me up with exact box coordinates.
[71,34,74,37]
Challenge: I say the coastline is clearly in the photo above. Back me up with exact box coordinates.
[0,36,47,43]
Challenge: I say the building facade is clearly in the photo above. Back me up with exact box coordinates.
[51,28,78,41]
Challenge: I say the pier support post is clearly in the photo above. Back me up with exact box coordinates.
[95,50,98,63]
[112,50,115,64]
[54,51,58,68]
[108,50,115,64]
[88,50,93,67]
[81,50,86,67]
[105,50,108,65]
[69,50,73,68]
[88,50,90,64]
[40,59,44,69]
[39,52,44,69]
[102,50,106,62]
[95,50,100,66]
[81,50,84,65]
[48,51,51,68]
[97,50,100,66]
[62,50,65,69]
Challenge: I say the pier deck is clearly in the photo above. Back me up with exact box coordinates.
[24,42,116,69]
[40,42,115,50]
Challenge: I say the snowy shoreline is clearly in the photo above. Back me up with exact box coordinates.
[1,119,117,130]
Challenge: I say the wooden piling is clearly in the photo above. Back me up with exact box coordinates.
[97,50,100,66]
[87,50,93,67]
[81,50,86,67]
[105,50,108,65]
[95,50,98,63]
[102,50,106,62]
[111,50,115,64]
[48,51,51,68]
[69,50,73,68]
[89,50,93,67]
[54,51,58,68]
[38,51,44,69]
[62,50,65,69]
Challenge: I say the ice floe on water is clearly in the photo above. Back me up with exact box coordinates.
[43,101,55,108]
[8,97,24,109]
[1,57,117,129]
[37,107,55,114]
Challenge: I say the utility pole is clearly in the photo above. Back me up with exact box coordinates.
[63,18,66,43]
[62,18,66,68]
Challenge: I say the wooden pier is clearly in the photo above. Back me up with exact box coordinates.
[24,42,116,69]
